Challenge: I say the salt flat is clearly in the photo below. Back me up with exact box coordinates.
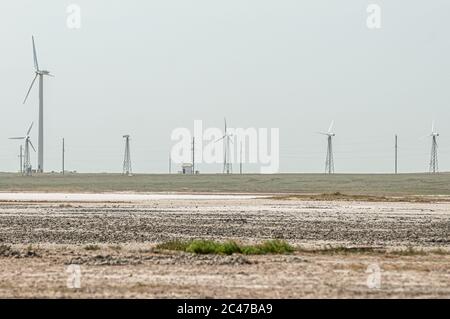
[0,192,261,202]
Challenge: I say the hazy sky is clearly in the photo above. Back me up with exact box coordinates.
[0,1,449,173]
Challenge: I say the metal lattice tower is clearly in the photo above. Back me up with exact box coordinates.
[429,134,439,174]
[428,122,439,174]
[319,121,335,174]
[122,135,132,176]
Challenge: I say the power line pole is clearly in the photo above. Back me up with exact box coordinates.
[395,134,398,174]
[123,135,132,176]
[62,138,65,175]
[240,142,243,175]
[192,137,195,174]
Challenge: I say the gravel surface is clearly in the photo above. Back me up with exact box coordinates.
[0,244,448,298]
[0,196,448,298]
[0,198,448,247]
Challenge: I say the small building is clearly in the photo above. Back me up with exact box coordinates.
[180,163,193,175]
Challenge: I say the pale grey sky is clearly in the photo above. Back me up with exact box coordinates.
[0,1,449,173]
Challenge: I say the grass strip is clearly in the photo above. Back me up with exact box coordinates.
[156,239,294,255]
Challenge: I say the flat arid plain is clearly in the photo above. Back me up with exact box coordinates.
[0,173,449,298]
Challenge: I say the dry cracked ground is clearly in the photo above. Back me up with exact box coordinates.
[0,197,449,298]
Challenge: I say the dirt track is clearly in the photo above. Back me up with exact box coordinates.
[0,196,449,298]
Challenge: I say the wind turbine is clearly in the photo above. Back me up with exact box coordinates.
[9,122,36,176]
[429,121,439,174]
[318,121,335,174]
[216,118,233,174]
[23,36,53,173]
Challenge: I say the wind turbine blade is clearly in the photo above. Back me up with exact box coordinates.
[9,137,25,140]
[316,132,328,135]
[29,140,36,152]
[32,36,39,71]
[431,121,435,133]
[23,74,38,104]
[215,136,226,143]
[328,120,334,133]
[224,118,227,134]
[27,122,34,135]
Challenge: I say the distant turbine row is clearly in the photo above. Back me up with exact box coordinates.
[21,36,53,173]
[8,37,442,175]
[317,120,440,174]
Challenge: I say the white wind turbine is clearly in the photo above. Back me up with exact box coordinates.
[216,118,233,174]
[23,36,53,173]
[9,122,36,176]
[318,121,336,174]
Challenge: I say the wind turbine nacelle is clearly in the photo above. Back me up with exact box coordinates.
[38,70,51,75]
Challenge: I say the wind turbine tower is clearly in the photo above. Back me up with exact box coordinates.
[319,121,335,174]
[123,135,132,176]
[9,123,35,176]
[216,118,233,174]
[23,36,53,173]
[18,145,23,174]
[429,122,439,174]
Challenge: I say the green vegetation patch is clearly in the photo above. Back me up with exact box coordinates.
[156,239,294,255]
[157,241,450,256]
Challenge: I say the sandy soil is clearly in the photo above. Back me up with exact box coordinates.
[0,196,448,298]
